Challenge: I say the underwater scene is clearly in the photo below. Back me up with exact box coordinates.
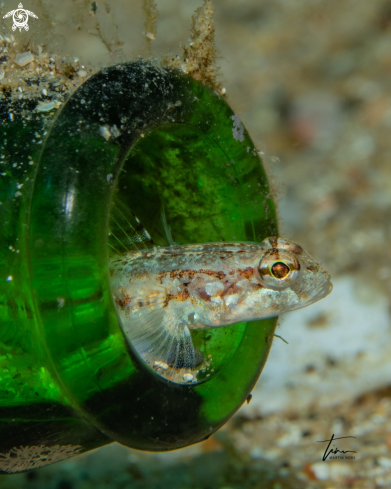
[0,0,390,487]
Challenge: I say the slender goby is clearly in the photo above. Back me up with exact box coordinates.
[109,235,332,379]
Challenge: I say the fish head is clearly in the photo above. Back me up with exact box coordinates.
[215,237,332,325]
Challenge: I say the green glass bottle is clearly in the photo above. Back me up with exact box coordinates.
[0,60,278,473]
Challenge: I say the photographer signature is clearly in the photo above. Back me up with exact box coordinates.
[317,434,357,461]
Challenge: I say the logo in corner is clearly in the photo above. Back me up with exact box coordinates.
[3,3,38,32]
[317,434,357,461]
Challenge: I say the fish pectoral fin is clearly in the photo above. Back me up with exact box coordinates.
[131,286,168,311]
[146,320,198,371]
[116,288,199,371]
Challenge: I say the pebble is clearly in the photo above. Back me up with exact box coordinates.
[36,102,55,112]
[14,51,34,67]
[99,125,111,141]
[110,124,121,138]
[378,456,391,469]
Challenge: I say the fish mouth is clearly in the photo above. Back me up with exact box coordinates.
[314,280,333,302]
[302,278,333,308]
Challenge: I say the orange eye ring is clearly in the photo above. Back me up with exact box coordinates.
[258,250,300,289]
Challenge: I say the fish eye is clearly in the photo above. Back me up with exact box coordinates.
[271,261,290,279]
[258,250,300,289]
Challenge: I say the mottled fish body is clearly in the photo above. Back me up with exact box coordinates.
[109,237,332,378]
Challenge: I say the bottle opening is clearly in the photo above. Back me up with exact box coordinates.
[108,124,247,384]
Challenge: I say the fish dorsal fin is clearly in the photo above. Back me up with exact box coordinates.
[113,286,199,374]
[161,206,177,246]
[108,199,155,255]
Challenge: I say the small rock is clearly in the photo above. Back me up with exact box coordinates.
[309,462,329,481]
[77,69,87,78]
[110,124,121,138]
[15,51,34,66]
[99,125,111,141]
[309,461,353,481]
[36,102,55,112]
[378,456,391,469]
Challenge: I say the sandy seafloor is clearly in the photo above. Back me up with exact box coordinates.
[1,0,391,487]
